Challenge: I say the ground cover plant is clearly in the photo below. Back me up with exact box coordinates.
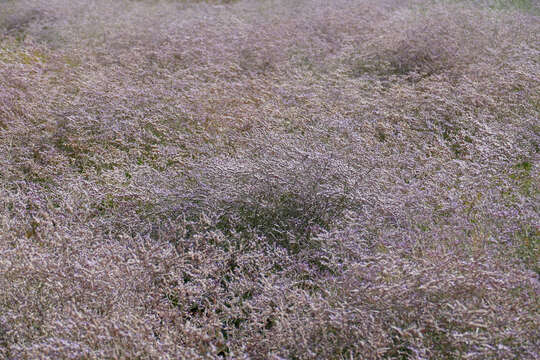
[0,0,539,358]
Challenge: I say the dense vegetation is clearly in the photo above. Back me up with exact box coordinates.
[0,0,538,358]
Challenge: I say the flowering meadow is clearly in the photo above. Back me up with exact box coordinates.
[0,0,538,358]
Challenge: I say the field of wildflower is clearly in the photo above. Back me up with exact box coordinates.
[0,0,538,358]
